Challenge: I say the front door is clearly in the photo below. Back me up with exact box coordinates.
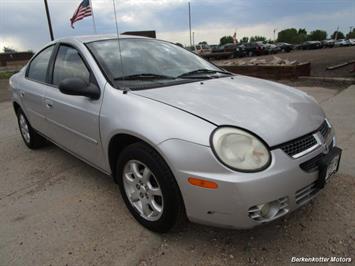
[44,44,105,170]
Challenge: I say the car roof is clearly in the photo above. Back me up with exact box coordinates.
[54,34,148,44]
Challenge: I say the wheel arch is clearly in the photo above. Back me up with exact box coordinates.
[107,132,187,219]
[107,133,175,183]
[13,101,21,114]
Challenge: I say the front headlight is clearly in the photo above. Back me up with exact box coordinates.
[211,127,271,172]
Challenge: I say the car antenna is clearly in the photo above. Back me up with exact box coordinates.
[112,0,127,94]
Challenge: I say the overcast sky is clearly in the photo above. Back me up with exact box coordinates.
[0,0,354,52]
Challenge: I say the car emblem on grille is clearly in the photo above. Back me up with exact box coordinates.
[314,131,329,155]
[322,142,330,154]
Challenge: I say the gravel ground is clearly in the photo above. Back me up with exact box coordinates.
[0,79,10,103]
[215,46,355,78]
[0,82,354,265]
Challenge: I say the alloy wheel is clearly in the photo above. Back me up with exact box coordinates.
[19,114,30,143]
[122,160,164,221]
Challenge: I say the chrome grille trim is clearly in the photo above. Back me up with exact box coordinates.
[279,120,331,159]
[292,137,320,158]
[319,119,331,138]
[280,134,318,158]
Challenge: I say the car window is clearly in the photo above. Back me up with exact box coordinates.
[27,45,54,83]
[53,45,90,86]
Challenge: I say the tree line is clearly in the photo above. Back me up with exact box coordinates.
[219,28,355,45]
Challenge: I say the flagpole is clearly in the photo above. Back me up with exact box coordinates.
[188,2,192,47]
[43,0,54,41]
[112,0,125,78]
[89,0,97,34]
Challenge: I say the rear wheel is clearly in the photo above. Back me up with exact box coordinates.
[116,142,185,233]
[16,109,47,149]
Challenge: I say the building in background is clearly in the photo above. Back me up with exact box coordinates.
[122,30,156,38]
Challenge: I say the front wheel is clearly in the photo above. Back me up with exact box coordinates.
[116,142,185,233]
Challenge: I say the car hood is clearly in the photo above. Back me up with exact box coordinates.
[133,76,325,146]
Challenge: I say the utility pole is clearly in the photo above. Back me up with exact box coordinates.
[273,28,277,42]
[192,32,195,46]
[188,2,192,47]
[349,26,354,38]
[335,26,339,40]
[44,0,54,41]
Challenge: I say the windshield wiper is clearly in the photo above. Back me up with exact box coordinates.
[114,73,176,80]
[177,69,232,78]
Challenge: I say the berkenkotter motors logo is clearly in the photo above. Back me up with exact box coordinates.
[291,257,352,263]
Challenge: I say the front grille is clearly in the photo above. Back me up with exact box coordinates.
[280,134,317,157]
[279,120,331,158]
[295,181,319,205]
[319,120,330,139]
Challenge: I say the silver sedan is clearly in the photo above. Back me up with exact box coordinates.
[10,35,342,232]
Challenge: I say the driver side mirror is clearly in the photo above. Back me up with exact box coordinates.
[59,78,100,100]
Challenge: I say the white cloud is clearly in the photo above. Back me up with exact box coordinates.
[0,0,354,51]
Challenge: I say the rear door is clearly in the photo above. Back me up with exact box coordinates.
[43,44,105,170]
[21,45,55,132]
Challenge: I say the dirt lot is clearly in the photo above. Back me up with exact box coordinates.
[0,79,354,265]
[215,46,355,78]
[0,79,10,103]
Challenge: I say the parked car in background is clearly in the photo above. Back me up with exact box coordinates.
[276,42,293,52]
[243,42,267,56]
[334,39,351,47]
[212,44,225,53]
[209,44,218,51]
[321,39,335,48]
[212,43,238,53]
[223,43,238,53]
[299,41,321,50]
[262,43,281,54]
[193,44,212,55]
[233,44,247,58]
[10,34,342,232]
[349,39,355,46]
[207,44,244,60]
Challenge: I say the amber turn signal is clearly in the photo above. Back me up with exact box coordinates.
[188,177,218,189]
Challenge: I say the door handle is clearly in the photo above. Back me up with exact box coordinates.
[20,91,25,98]
[45,99,53,109]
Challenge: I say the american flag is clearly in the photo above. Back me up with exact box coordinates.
[70,0,92,28]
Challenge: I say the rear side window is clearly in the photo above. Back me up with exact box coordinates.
[27,45,54,83]
[52,45,90,86]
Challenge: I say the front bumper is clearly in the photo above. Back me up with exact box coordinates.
[158,130,336,229]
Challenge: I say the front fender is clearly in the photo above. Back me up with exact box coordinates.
[100,85,216,172]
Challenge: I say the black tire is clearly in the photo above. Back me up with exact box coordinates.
[16,108,47,149]
[116,142,185,233]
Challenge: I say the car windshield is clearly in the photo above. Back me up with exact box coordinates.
[86,38,225,89]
